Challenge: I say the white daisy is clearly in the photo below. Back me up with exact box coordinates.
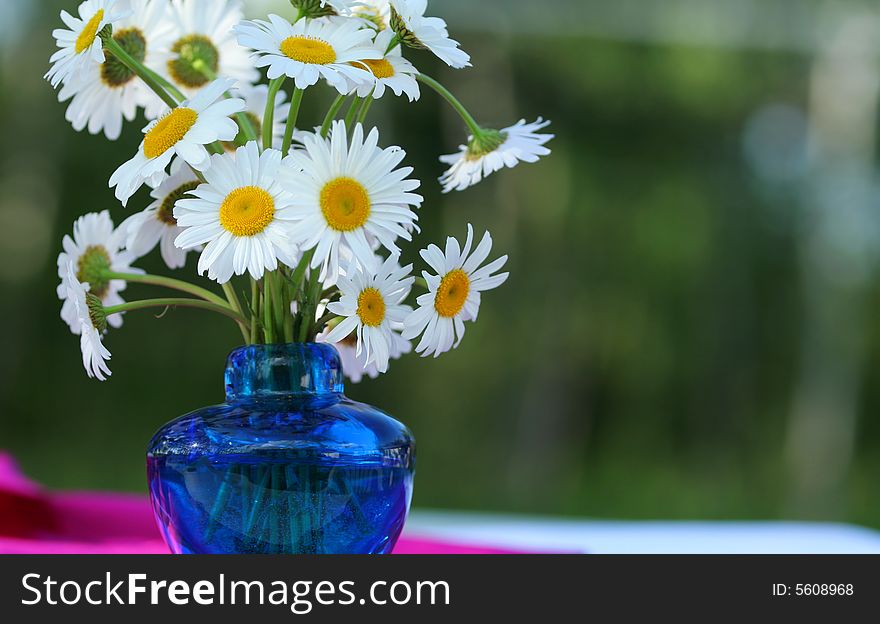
[317,0,358,14]
[58,0,176,140]
[63,262,113,381]
[323,255,413,373]
[165,0,258,96]
[120,160,199,269]
[57,211,138,334]
[403,224,509,357]
[234,14,379,94]
[45,0,130,89]
[317,322,411,382]
[290,0,356,18]
[390,0,470,69]
[353,0,392,30]
[173,141,299,283]
[278,120,422,282]
[225,83,291,151]
[348,29,420,101]
[109,78,245,206]
[439,118,554,193]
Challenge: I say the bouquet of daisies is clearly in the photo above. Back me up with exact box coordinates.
[49,0,552,383]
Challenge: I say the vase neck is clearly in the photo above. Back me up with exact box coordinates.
[225,343,344,401]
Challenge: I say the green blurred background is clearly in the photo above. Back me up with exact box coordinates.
[2,0,879,527]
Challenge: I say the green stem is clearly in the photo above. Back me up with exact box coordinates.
[262,278,275,344]
[319,94,348,139]
[356,93,374,126]
[144,66,185,103]
[250,278,259,343]
[205,466,237,541]
[288,249,314,303]
[104,298,247,325]
[222,282,251,344]
[343,96,363,132]
[299,265,323,343]
[105,271,227,307]
[263,77,286,150]
[314,312,336,334]
[417,73,484,137]
[103,36,178,109]
[281,88,304,155]
[236,112,259,145]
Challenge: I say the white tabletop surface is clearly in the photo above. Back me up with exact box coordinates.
[405,510,880,554]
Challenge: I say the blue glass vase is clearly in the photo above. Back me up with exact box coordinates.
[146,343,415,554]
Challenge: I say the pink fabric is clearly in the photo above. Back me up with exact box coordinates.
[0,453,519,555]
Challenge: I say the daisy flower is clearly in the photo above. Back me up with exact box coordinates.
[289,0,355,18]
[439,119,554,193]
[234,14,379,94]
[278,121,422,282]
[225,83,291,151]
[323,255,414,373]
[316,0,357,14]
[354,0,392,30]
[165,0,258,96]
[348,29,420,101]
[403,224,509,357]
[57,211,138,334]
[390,0,470,69]
[173,141,299,283]
[317,323,412,383]
[58,0,176,140]
[120,160,199,269]
[63,263,113,381]
[45,0,130,89]
[109,78,245,206]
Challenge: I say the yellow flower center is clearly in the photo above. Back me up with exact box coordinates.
[144,108,198,159]
[219,186,276,237]
[280,36,337,65]
[354,58,395,79]
[434,269,471,318]
[320,177,371,232]
[357,288,386,327]
[75,9,104,54]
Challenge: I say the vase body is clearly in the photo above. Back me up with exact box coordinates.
[146,343,415,554]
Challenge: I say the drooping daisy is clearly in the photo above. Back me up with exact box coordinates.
[348,28,420,101]
[234,14,379,94]
[173,141,299,283]
[121,160,198,269]
[290,0,355,18]
[63,263,113,381]
[58,0,176,140]
[224,83,291,151]
[109,78,245,205]
[45,0,130,89]
[354,0,392,30]
[316,0,358,14]
[165,0,258,96]
[323,255,413,373]
[57,211,138,334]
[439,119,554,193]
[389,0,470,69]
[403,224,509,357]
[278,120,422,282]
[317,322,411,382]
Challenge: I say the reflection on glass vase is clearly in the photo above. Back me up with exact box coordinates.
[147,343,415,554]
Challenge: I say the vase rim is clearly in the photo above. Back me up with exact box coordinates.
[224,342,344,401]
